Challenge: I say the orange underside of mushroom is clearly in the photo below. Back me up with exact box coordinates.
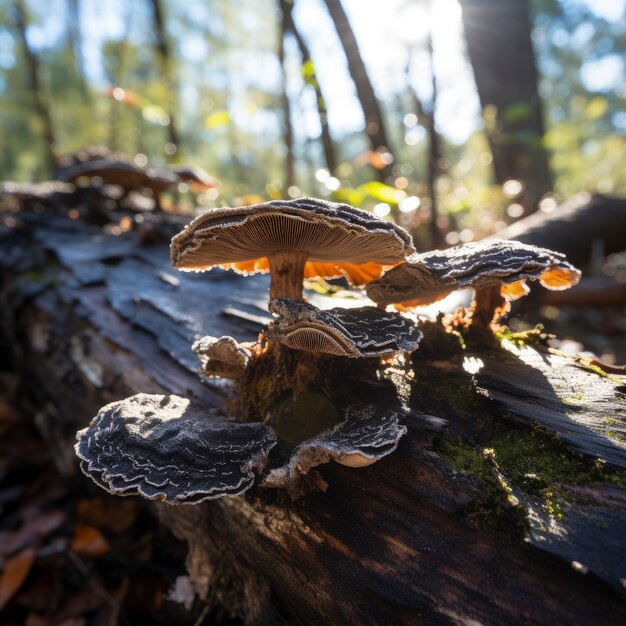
[220,258,389,286]
[390,267,580,311]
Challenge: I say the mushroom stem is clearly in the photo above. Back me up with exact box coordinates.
[468,285,510,330]
[268,250,309,300]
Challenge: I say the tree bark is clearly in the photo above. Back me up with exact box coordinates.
[321,0,394,181]
[459,0,552,212]
[2,198,625,624]
[12,0,56,176]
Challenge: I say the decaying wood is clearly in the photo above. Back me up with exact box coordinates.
[499,192,626,265]
[1,205,625,625]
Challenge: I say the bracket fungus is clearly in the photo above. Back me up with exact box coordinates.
[265,404,407,486]
[366,239,581,329]
[170,197,414,300]
[192,335,253,379]
[75,394,276,504]
[266,298,422,358]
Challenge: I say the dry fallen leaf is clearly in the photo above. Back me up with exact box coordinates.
[76,498,137,534]
[70,526,110,557]
[0,547,36,610]
[0,510,67,557]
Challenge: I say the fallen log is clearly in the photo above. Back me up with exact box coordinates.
[1,206,625,625]
[497,192,626,265]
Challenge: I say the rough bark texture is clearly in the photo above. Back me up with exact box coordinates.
[1,202,625,625]
[459,0,552,211]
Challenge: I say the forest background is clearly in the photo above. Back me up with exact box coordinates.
[0,0,624,251]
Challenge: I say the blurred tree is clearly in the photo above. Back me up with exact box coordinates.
[405,0,444,246]
[459,0,552,212]
[148,0,180,158]
[282,0,338,176]
[532,0,626,198]
[11,0,56,176]
[278,0,295,189]
[66,0,89,102]
[321,0,394,181]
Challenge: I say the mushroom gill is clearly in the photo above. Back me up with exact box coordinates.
[266,298,423,358]
[171,198,414,300]
[281,327,355,357]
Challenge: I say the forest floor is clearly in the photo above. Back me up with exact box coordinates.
[0,371,238,626]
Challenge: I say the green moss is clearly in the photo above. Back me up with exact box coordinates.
[489,422,626,495]
[437,437,529,537]
[495,324,552,348]
[490,424,597,492]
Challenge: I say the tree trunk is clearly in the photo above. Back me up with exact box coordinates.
[321,0,394,181]
[2,196,625,624]
[278,0,296,191]
[459,0,552,212]
[12,0,56,176]
[282,0,338,177]
[148,0,181,156]
[66,0,90,102]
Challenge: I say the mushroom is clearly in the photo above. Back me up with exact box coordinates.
[266,298,422,358]
[75,393,276,504]
[170,197,415,301]
[264,404,407,487]
[58,158,180,196]
[168,165,219,191]
[192,335,253,379]
[366,239,581,328]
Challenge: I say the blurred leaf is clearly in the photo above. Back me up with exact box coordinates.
[502,101,532,123]
[354,150,389,170]
[586,97,608,120]
[204,110,230,129]
[302,60,315,80]
[0,547,36,610]
[141,104,168,123]
[71,526,110,557]
[332,187,365,207]
[76,498,137,534]
[103,87,141,107]
[357,181,399,204]
[0,510,67,557]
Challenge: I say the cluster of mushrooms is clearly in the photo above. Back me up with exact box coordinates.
[76,198,581,504]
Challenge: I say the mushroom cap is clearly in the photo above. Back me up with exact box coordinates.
[264,404,407,486]
[170,197,415,286]
[58,158,179,192]
[366,239,581,308]
[169,165,219,190]
[266,298,422,357]
[192,335,252,379]
[75,393,276,504]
